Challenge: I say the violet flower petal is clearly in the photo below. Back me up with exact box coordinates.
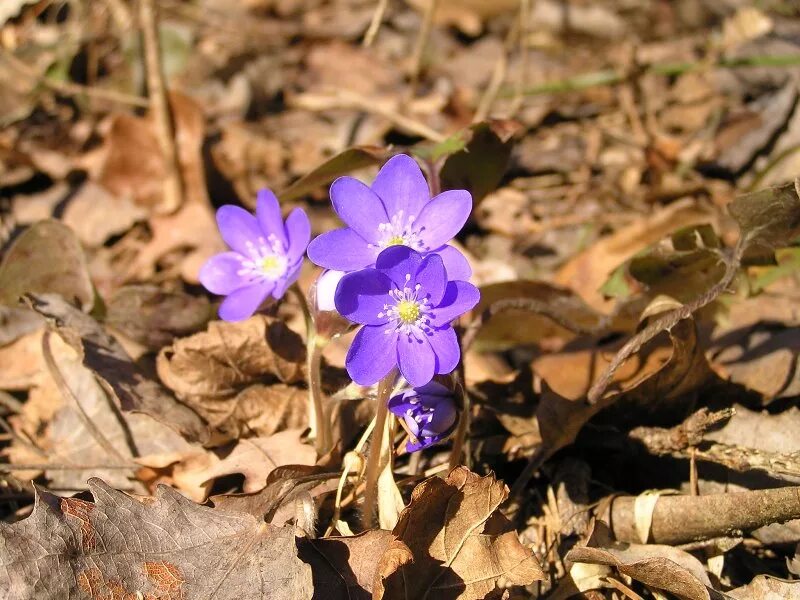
[218,280,274,322]
[284,207,311,262]
[375,245,423,289]
[335,269,392,325]
[345,325,398,385]
[256,189,288,247]
[429,280,480,327]
[414,190,472,250]
[307,228,378,271]
[330,177,388,243]
[199,252,247,295]
[428,326,460,374]
[371,154,430,218]
[413,253,447,306]
[397,333,435,387]
[435,245,472,281]
[216,205,263,255]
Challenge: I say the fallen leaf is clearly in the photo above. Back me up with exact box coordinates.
[201,430,316,493]
[376,466,543,599]
[0,220,94,311]
[26,293,210,444]
[62,181,146,248]
[0,479,314,599]
[728,576,800,599]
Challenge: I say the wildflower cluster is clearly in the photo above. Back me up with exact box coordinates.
[199,154,479,451]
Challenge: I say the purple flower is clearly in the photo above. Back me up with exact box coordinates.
[388,382,458,452]
[307,154,472,281]
[199,189,310,322]
[334,245,480,387]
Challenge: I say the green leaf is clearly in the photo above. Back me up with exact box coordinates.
[279,146,389,202]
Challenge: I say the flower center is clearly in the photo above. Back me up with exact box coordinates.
[372,210,426,251]
[396,300,420,323]
[378,273,432,337]
[237,235,289,283]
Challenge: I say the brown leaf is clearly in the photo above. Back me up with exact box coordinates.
[296,530,394,600]
[25,293,209,444]
[729,179,800,253]
[106,285,213,351]
[201,430,316,493]
[157,316,307,439]
[565,521,714,600]
[0,479,314,599]
[376,467,543,599]
[728,576,800,599]
[61,181,146,248]
[0,220,94,311]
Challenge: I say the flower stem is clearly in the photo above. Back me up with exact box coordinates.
[291,283,332,456]
[361,370,396,529]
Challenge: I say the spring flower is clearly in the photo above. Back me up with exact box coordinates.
[199,189,310,322]
[313,269,346,313]
[307,154,473,282]
[335,245,479,387]
[388,382,458,452]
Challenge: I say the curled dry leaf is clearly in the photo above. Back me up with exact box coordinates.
[0,479,314,600]
[0,220,94,311]
[157,316,307,439]
[727,575,800,599]
[565,521,715,600]
[375,466,543,599]
[25,293,210,444]
[201,429,316,493]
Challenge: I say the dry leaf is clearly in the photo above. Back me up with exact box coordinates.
[728,575,800,599]
[376,467,543,599]
[0,479,314,599]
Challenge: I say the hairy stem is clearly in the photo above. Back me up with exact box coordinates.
[361,371,396,529]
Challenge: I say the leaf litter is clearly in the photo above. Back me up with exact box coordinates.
[2,1,800,599]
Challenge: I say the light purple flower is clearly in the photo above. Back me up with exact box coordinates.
[199,190,310,322]
[314,269,346,313]
[307,154,472,281]
[388,382,458,452]
[334,245,480,387]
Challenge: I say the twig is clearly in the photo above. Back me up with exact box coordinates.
[473,19,517,122]
[139,0,184,213]
[409,0,438,88]
[448,329,470,469]
[628,408,734,455]
[507,0,531,117]
[605,486,800,545]
[361,371,397,529]
[41,332,129,466]
[290,89,447,142]
[363,0,389,47]
[0,51,149,108]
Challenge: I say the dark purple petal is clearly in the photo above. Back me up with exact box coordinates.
[419,398,457,438]
[406,431,447,452]
[375,245,423,289]
[429,281,480,327]
[371,154,430,219]
[199,252,247,295]
[335,269,392,325]
[397,332,435,387]
[414,381,452,398]
[330,177,387,243]
[216,205,263,255]
[414,190,472,250]
[284,207,310,262]
[218,281,274,322]
[434,245,472,281]
[428,326,460,375]
[345,325,398,385]
[413,253,447,305]
[307,228,378,271]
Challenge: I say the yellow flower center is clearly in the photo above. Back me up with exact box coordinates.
[396,300,420,324]
[386,235,406,247]
[260,256,281,275]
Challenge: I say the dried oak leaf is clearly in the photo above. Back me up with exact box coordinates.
[25,293,209,444]
[565,521,716,600]
[375,466,543,599]
[0,220,94,311]
[201,429,316,493]
[728,575,800,599]
[157,316,307,438]
[0,479,314,600]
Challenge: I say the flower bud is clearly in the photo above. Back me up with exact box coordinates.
[309,269,353,340]
[387,381,458,452]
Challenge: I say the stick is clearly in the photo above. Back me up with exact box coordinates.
[363,0,389,47]
[139,0,184,213]
[409,0,438,87]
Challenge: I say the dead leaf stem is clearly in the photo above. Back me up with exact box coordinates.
[363,0,389,47]
[361,371,396,529]
[139,0,184,213]
[409,0,438,88]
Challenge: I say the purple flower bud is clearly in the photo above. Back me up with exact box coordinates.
[199,189,310,321]
[334,245,480,387]
[307,154,473,282]
[388,381,458,452]
[309,269,353,339]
